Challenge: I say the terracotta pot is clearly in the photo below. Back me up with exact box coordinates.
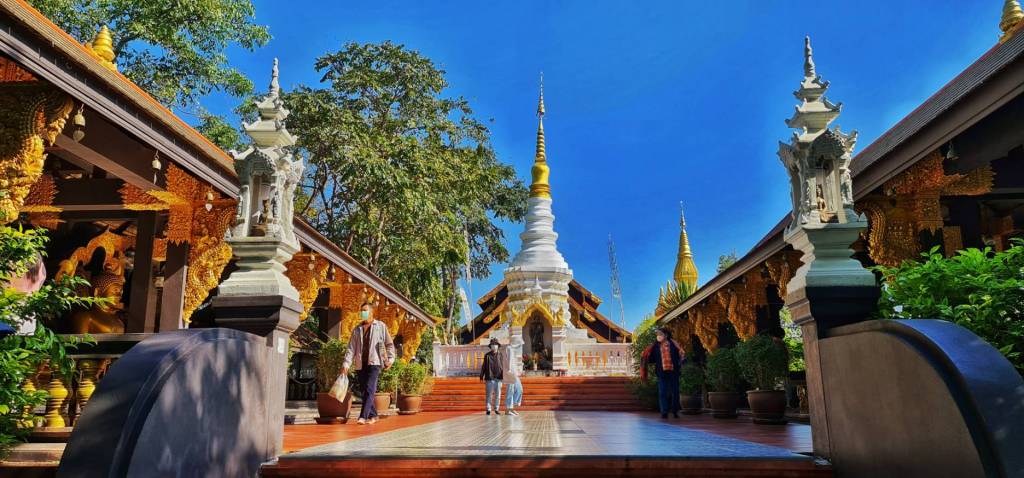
[708,391,741,418]
[374,392,392,415]
[398,394,422,415]
[747,390,787,424]
[680,394,703,415]
[315,392,351,424]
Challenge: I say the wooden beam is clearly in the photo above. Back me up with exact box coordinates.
[51,112,159,192]
[59,210,138,222]
[158,242,188,332]
[53,177,125,211]
[126,212,158,333]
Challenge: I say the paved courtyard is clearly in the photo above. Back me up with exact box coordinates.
[283,411,812,460]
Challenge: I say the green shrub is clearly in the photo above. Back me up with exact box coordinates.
[629,315,658,377]
[705,347,742,392]
[779,307,805,372]
[627,377,659,410]
[378,362,400,394]
[397,361,432,396]
[874,243,1024,374]
[0,226,93,458]
[679,363,704,395]
[734,334,789,390]
[315,338,348,391]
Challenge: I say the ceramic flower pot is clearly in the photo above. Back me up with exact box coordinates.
[680,394,703,415]
[374,392,392,416]
[397,394,423,415]
[747,389,787,424]
[314,392,351,424]
[708,391,741,418]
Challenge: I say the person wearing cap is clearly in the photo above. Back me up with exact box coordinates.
[342,301,396,425]
[640,327,685,419]
[479,338,504,415]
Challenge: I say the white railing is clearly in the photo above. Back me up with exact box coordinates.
[564,343,633,376]
[432,344,490,377]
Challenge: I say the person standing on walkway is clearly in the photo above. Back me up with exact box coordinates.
[501,341,522,415]
[641,327,684,419]
[342,301,396,425]
[479,338,503,415]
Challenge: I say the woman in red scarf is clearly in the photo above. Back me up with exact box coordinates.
[640,327,685,418]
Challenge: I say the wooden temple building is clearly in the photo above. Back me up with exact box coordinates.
[657,5,1024,362]
[0,0,434,459]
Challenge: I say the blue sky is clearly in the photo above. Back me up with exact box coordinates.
[202,1,999,331]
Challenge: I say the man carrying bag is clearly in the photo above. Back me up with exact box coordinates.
[342,301,395,425]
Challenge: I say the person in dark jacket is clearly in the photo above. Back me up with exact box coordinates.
[641,327,685,418]
[479,338,504,415]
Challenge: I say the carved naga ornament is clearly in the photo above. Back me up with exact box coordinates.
[777,37,861,234]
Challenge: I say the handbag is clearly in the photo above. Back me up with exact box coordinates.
[328,373,349,401]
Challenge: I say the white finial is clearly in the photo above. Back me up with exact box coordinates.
[804,36,816,78]
[270,58,280,97]
[679,201,686,227]
[537,72,545,118]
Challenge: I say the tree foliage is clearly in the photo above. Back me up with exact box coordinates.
[717,250,739,273]
[0,227,92,457]
[28,0,270,111]
[874,243,1024,374]
[734,334,788,391]
[196,113,244,152]
[263,41,527,316]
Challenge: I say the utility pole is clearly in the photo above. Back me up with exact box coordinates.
[607,234,626,332]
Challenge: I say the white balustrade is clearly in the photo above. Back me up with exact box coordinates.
[432,344,490,377]
[564,343,633,376]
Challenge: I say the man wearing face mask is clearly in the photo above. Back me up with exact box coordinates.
[640,327,685,419]
[479,338,504,415]
[342,301,396,425]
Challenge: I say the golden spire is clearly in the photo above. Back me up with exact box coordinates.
[673,202,698,291]
[1002,0,1024,41]
[530,73,551,199]
[86,26,117,71]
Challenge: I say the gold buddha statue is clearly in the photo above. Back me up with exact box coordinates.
[69,270,126,334]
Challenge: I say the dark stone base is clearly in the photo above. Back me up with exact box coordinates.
[212,294,302,336]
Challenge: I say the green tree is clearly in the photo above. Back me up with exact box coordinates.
[717,250,739,273]
[27,0,270,111]
[196,114,244,151]
[261,41,527,316]
[0,227,92,457]
[875,244,1024,374]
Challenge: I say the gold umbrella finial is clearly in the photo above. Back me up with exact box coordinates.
[530,72,551,199]
[1001,0,1024,42]
[87,26,117,71]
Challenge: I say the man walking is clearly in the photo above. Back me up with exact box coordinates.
[342,301,396,425]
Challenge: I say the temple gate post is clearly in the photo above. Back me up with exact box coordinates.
[777,37,878,459]
[212,58,304,461]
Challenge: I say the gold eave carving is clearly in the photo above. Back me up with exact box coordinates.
[22,173,62,229]
[120,164,236,323]
[856,151,993,267]
[284,252,330,322]
[1,79,74,224]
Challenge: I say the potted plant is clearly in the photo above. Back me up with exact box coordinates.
[678,363,704,415]
[705,347,742,418]
[735,334,789,424]
[314,339,352,424]
[396,362,433,414]
[376,363,400,415]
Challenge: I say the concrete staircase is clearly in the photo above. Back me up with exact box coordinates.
[422,376,644,412]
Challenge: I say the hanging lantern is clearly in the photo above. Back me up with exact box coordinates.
[71,104,86,142]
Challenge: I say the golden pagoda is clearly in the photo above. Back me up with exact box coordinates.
[530,74,551,199]
[1001,0,1024,42]
[655,203,698,316]
[673,203,699,290]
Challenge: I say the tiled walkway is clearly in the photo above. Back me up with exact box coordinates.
[266,412,832,477]
[283,411,811,460]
